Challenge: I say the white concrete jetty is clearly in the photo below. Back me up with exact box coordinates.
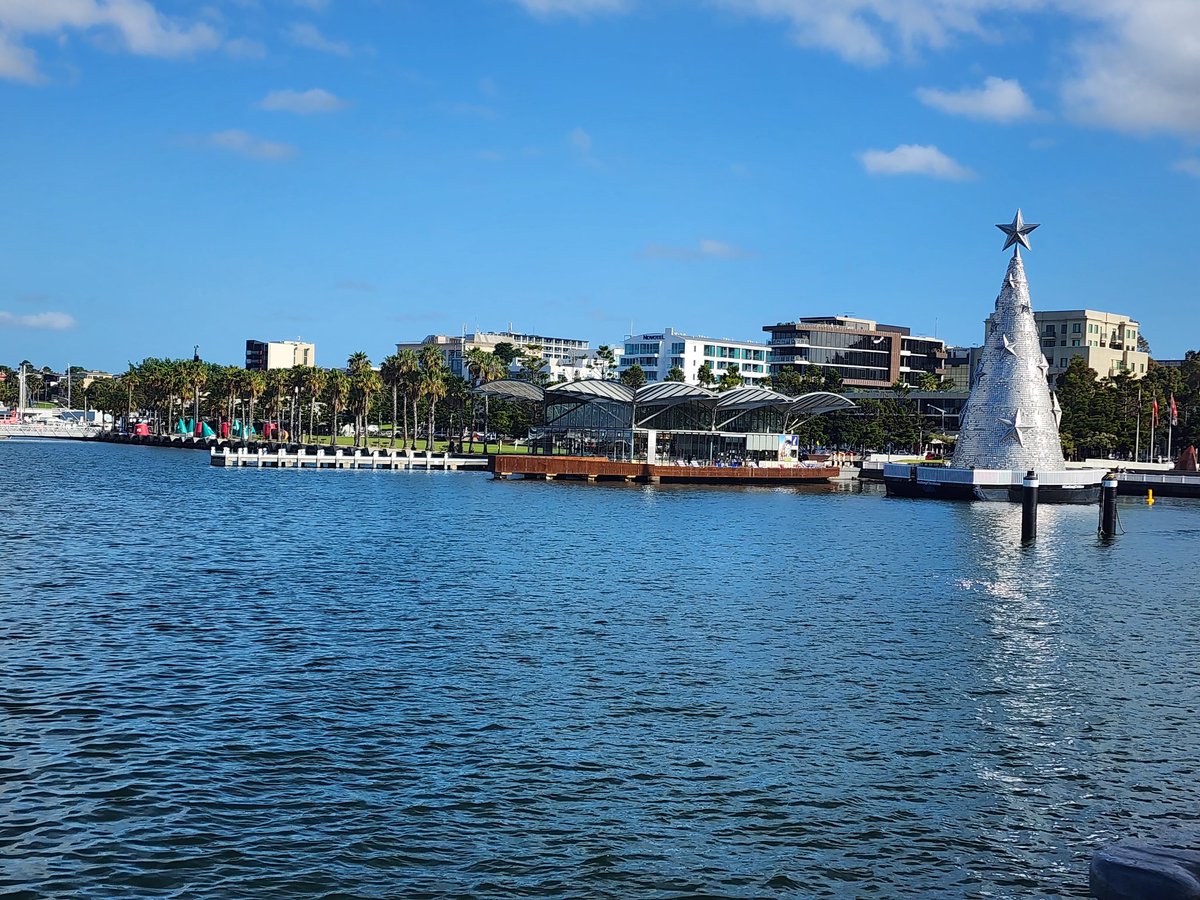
[211,446,489,472]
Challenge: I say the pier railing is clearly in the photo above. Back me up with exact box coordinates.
[210,446,489,471]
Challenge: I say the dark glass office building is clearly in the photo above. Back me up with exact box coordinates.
[764,316,946,388]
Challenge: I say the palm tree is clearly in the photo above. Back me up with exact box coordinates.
[380,354,404,449]
[346,351,372,447]
[218,366,241,437]
[349,363,381,449]
[324,369,349,446]
[122,364,140,432]
[397,349,421,449]
[464,347,490,452]
[418,346,445,450]
[244,369,266,439]
[420,363,447,453]
[478,353,506,454]
[302,367,327,444]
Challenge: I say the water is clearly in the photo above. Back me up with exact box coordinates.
[3,441,1200,898]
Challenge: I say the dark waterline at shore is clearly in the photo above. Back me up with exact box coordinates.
[3,440,1200,898]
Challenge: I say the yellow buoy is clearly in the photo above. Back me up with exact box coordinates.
[1147,488,1155,506]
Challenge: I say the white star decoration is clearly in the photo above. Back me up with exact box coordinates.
[974,360,985,381]
[1002,334,1018,356]
[1050,393,1062,428]
[1000,409,1034,446]
[1037,354,1049,377]
[997,209,1039,254]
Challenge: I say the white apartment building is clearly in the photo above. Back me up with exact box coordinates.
[617,328,770,385]
[397,329,594,380]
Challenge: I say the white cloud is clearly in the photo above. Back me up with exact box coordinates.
[0,28,39,82]
[641,238,754,260]
[206,129,296,160]
[857,144,974,180]
[0,0,221,81]
[511,0,629,17]
[917,76,1036,123]
[708,0,1005,66]
[1061,1,1200,134]
[0,310,76,329]
[1173,158,1200,178]
[258,87,346,114]
[285,21,350,56]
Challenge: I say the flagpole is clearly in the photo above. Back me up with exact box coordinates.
[1135,386,1141,463]
[1150,397,1157,464]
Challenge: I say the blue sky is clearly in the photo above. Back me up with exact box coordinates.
[2,0,1199,371]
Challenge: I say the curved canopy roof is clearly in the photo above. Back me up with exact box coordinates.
[714,385,792,411]
[475,379,856,420]
[785,391,857,417]
[475,379,544,402]
[636,381,717,405]
[549,380,634,403]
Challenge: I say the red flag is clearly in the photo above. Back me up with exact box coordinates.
[1171,394,1179,427]
[1152,397,1159,428]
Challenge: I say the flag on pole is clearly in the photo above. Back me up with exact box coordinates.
[1152,396,1159,428]
[1171,394,1179,427]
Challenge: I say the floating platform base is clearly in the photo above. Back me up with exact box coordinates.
[491,455,839,485]
[882,463,1105,504]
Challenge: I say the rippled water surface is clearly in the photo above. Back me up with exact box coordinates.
[4,440,1200,898]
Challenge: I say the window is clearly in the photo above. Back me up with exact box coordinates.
[1072,339,1080,347]
[1060,358,1068,367]
[1042,338,1056,347]
[1072,323,1082,333]
[1060,340,1067,346]
[1044,324,1056,335]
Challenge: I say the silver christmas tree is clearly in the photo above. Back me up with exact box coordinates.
[951,211,1066,472]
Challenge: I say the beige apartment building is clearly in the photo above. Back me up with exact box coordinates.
[1029,309,1148,380]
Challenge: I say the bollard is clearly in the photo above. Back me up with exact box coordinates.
[1147,488,1155,507]
[1100,472,1119,537]
[1021,469,1038,543]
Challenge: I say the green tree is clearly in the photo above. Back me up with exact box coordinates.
[665,365,686,383]
[619,363,646,389]
[324,369,349,445]
[380,354,404,449]
[419,350,448,451]
[520,344,549,386]
[492,342,520,366]
[696,363,715,388]
[718,363,743,391]
[594,344,617,380]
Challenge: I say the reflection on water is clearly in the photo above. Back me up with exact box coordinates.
[3,441,1200,898]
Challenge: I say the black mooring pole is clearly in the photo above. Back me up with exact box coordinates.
[1021,469,1038,543]
[1100,472,1119,537]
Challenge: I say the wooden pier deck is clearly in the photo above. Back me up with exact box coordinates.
[490,454,840,484]
[211,447,489,471]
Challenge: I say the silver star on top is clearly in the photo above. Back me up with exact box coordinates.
[1002,334,1018,356]
[996,209,1039,254]
[1000,409,1034,446]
